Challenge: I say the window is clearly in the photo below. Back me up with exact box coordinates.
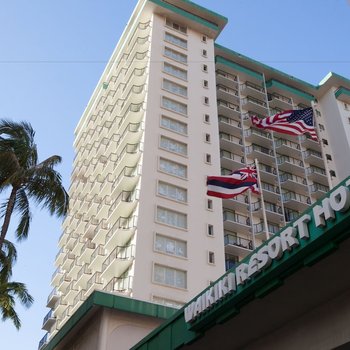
[154,234,187,257]
[204,97,209,105]
[159,157,187,178]
[202,35,207,42]
[165,32,187,49]
[207,199,213,210]
[160,136,187,156]
[322,138,328,146]
[162,97,187,115]
[164,47,187,64]
[158,181,187,202]
[154,264,187,289]
[330,170,336,177]
[156,207,187,229]
[204,114,210,123]
[205,133,211,142]
[316,110,322,117]
[202,49,207,57]
[163,79,187,97]
[205,154,211,164]
[163,62,187,80]
[207,224,214,236]
[202,64,208,72]
[208,251,215,264]
[165,18,187,34]
[318,124,325,131]
[203,80,208,88]
[345,103,349,111]
[326,154,332,161]
[160,116,187,135]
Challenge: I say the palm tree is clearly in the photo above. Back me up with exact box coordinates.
[0,119,69,251]
[0,239,33,329]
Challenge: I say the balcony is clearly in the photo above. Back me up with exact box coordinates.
[220,150,245,170]
[85,272,103,298]
[244,128,273,148]
[245,144,275,165]
[306,166,328,186]
[42,309,56,331]
[268,92,293,110]
[216,69,238,89]
[108,189,140,221]
[260,181,281,202]
[111,163,142,197]
[106,215,138,248]
[299,134,320,151]
[76,263,92,288]
[79,240,96,263]
[275,138,301,159]
[65,280,79,303]
[61,252,75,271]
[46,288,60,308]
[223,211,251,235]
[91,219,110,245]
[282,192,311,211]
[303,149,324,168]
[253,222,281,240]
[277,155,305,177]
[38,333,48,350]
[284,209,300,223]
[310,182,329,200]
[224,233,253,258]
[113,142,143,176]
[225,253,239,271]
[251,200,283,222]
[279,172,308,193]
[101,245,136,281]
[55,247,65,265]
[89,245,107,271]
[240,81,266,100]
[222,194,248,212]
[51,267,63,287]
[104,276,134,295]
[219,132,243,153]
[241,96,268,115]
[216,84,240,104]
[217,99,241,120]
[218,115,242,137]
[258,163,277,183]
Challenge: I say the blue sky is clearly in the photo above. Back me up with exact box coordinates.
[0,0,349,348]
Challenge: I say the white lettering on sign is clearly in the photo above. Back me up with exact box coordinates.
[184,183,350,323]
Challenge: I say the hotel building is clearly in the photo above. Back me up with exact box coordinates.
[40,0,350,348]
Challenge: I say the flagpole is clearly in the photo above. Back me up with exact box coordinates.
[254,158,269,241]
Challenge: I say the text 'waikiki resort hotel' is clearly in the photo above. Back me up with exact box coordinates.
[39,1,350,349]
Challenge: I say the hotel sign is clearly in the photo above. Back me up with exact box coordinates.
[185,177,350,328]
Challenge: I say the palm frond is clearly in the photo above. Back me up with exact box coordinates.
[14,189,31,241]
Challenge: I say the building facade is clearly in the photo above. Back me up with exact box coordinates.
[40,0,350,348]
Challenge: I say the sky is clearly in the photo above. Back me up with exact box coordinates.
[0,0,349,348]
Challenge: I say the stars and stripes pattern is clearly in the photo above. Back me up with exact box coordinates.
[251,107,318,141]
[207,166,259,199]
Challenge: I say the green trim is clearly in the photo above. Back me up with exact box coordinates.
[179,0,227,22]
[215,44,317,91]
[216,56,263,81]
[319,72,350,88]
[149,0,222,31]
[335,86,350,99]
[132,176,350,349]
[266,79,315,101]
[44,291,176,350]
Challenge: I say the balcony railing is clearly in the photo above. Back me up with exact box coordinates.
[38,333,48,350]
[283,192,311,204]
[104,276,134,293]
[310,183,329,193]
[241,81,265,93]
[223,211,250,226]
[253,222,280,234]
[279,172,307,185]
[306,166,327,176]
[216,69,238,82]
[224,234,253,250]
[102,245,136,271]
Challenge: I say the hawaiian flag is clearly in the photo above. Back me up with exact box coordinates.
[207,166,259,199]
[251,107,318,141]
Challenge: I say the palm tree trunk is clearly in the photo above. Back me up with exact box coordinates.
[0,187,18,251]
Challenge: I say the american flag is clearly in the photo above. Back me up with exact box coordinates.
[251,108,318,141]
[207,166,259,199]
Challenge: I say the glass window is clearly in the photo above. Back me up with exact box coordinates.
[161,115,188,135]
[156,206,187,229]
[162,96,187,115]
[164,62,187,80]
[165,32,187,49]
[164,47,187,64]
[154,264,187,288]
[207,224,214,236]
[159,157,187,178]
[155,234,187,257]
[160,135,187,156]
[158,181,187,202]
[208,251,215,264]
[163,79,187,97]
